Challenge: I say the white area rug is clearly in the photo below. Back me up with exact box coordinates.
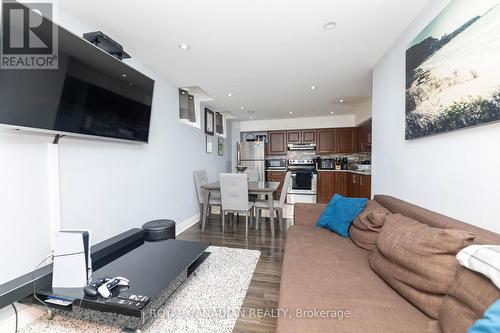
[21,246,260,333]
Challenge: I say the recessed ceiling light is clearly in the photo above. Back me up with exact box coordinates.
[323,21,338,30]
[178,43,190,51]
[227,93,233,97]
[340,99,344,103]
[330,111,335,114]
[122,74,127,77]
[310,86,317,90]
[289,111,293,114]
[240,106,245,110]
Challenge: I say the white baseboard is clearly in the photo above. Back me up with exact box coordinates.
[0,302,45,332]
[176,213,201,235]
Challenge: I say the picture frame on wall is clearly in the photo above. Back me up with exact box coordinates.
[218,137,224,156]
[206,135,214,153]
[405,0,500,140]
[205,108,215,135]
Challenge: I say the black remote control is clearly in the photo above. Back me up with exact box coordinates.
[117,292,150,304]
[83,277,111,297]
[105,297,147,310]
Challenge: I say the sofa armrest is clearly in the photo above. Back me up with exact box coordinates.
[294,203,327,227]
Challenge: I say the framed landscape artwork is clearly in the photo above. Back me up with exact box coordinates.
[405,0,500,139]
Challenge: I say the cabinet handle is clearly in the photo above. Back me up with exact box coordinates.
[360,176,363,186]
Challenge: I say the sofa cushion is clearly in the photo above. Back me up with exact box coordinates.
[316,194,367,237]
[277,225,432,333]
[369,214,475,319]
[349,200,391,251]
[439,266,500,333]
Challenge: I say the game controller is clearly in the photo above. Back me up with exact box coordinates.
[83,277,112,297]
[97,276,130,298]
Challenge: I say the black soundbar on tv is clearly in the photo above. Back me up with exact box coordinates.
[0,228,145,309]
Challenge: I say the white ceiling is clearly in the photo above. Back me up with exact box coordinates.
[57,0,430,120]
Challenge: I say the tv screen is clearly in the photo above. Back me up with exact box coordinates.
[0,15,154,142]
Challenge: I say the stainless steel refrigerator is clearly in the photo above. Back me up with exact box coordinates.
[237,142,265,182]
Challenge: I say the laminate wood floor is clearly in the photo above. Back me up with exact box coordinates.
[178,213,290,333]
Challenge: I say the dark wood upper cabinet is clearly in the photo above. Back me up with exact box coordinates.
[302,130,316,144]
[317,129,336,154]
[286,129,316,144]
[268,131,287,155]
[337,128,356,153]
[286,130,301,144]
[357,121,372,152]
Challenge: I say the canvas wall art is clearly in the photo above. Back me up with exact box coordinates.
[406,0,500,139]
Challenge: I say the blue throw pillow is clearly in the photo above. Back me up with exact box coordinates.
[468,300,500,333]
[315,194,368,237]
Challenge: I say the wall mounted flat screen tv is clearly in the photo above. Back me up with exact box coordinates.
[0,10,154,143]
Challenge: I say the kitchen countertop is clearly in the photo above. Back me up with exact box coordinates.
[317,169,371,176]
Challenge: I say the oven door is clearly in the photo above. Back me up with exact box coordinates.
[290,171,317,193]
[287,173,317,203]
[291,171,312,190]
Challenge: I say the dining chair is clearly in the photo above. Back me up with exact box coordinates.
[219,173,254,238]
[255,171,291,233]
[193,170,221,226]
[244,169,260,220]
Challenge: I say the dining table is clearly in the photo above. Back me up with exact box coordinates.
[200,181,280,236]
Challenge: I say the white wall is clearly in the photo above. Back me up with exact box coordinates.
[0,7,231,330]
[239,114,355,132]
[372,0,500,233]
[354,101,372,125]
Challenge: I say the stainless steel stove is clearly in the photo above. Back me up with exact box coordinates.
[286,159,317,204]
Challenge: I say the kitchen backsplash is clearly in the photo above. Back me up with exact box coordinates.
[266,150,371,165]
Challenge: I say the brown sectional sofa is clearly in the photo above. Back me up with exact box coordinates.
[276,195,500,333]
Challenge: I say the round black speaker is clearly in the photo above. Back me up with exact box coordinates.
[142,219,176,242]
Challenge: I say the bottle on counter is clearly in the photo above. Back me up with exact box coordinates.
[335,158,341,170]
[341,158,348,170]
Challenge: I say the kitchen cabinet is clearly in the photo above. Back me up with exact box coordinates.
[335,172,349,197]
[302,130,316,144]
[348,173,371,199]
[317,171,349,203]
[317,172,334,203]
[286,129,316,144]
[357,121,372,152]
[317,129,336,154]
[286,130,301,144]
[359,174,371,199]
[337,128,356,153]
[266,171,286,200]
[268,131,287,155]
